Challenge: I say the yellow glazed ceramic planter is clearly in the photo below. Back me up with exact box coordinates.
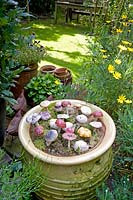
[18,100,116,200]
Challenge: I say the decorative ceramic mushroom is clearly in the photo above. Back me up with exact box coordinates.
[89,121,102,128]
[55,101,63,112]
[40,100,50,108]
[92,111,103,118]
[55,119,66,129]
[49,119,58,129]
[73,140,89,152]
[40,111,51,120]
[61,101,71,107]
[63,122,74,131]
[77,127,92,138]
[80,106,92,116]
[57,114,69,119]
[62,132,77,149]
[76,114,88,123]
[34,125,44,136]
[44,130,58,146]
[26,113,41,125]
[88,111,103,122]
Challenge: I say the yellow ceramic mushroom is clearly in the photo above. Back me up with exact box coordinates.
[77,127,92,138]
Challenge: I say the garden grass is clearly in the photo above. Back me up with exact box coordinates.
[24,19,91,80]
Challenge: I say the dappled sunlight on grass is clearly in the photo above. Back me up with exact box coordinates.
[25,19,91,78]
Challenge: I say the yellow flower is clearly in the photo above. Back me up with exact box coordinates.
[127,47,133,52]
[108,64,115,73]
[116,28,123,33]
[122,22,128,26]
[128,30,131,33]
[118,45,127,51]
[102,55,108,59]
[100,49,107,53]
[125,99,132,104]
[128,19,133,23]
[106,20,111,23]
[55,80,61,85]
[114,59,121,65]
[117,95,126,104]
[121,15,127,19]
[113,71,122,79]
[122,40,132,46]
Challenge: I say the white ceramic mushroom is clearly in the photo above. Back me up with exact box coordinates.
[81,106,92,116]
[73,140,89,152]
[76,114,88,123]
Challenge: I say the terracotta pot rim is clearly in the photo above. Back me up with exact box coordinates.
[18,99,116,165]
[54,67,68,75]
[54,71,71,78]
[40,65,56,71]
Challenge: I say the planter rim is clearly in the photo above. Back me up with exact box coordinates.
[18,99,116,165]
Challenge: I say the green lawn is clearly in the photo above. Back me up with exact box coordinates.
[25,19,91,79]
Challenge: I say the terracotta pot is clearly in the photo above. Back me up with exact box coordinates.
[40,65,56,74]
[54,67,68,76]
[54,68,72,85]
[18,99,116,200]
[11,64,38,99]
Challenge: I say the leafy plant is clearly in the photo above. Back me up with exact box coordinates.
[0,0,30,104]
[0,149,43,200]
[25,74,65,105]
[14,34,46,66]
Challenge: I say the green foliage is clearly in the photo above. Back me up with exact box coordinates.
[96,175,133,200]
[62,83,88,101]
[25,74,65,105]
[116,107,133,156]
[0,0,30,104]
[81,13,133,118]
[0,149,43,200]
[14,34,46,66]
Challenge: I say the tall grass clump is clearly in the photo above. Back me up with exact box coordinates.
[0,149,43,200]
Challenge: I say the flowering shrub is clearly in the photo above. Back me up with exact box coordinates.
[81,14,133,117]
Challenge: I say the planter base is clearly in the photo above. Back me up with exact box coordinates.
[25,148,112,200]
[18,100,116,200]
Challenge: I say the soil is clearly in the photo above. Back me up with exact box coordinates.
[29,102,105,157]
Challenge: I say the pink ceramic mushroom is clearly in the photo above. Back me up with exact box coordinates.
[92,111,103,118]
[88,111,103,122]
[34,125,44,136]
[61,101,71,107]
[55,119,66,129]
[62,132,77,149]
